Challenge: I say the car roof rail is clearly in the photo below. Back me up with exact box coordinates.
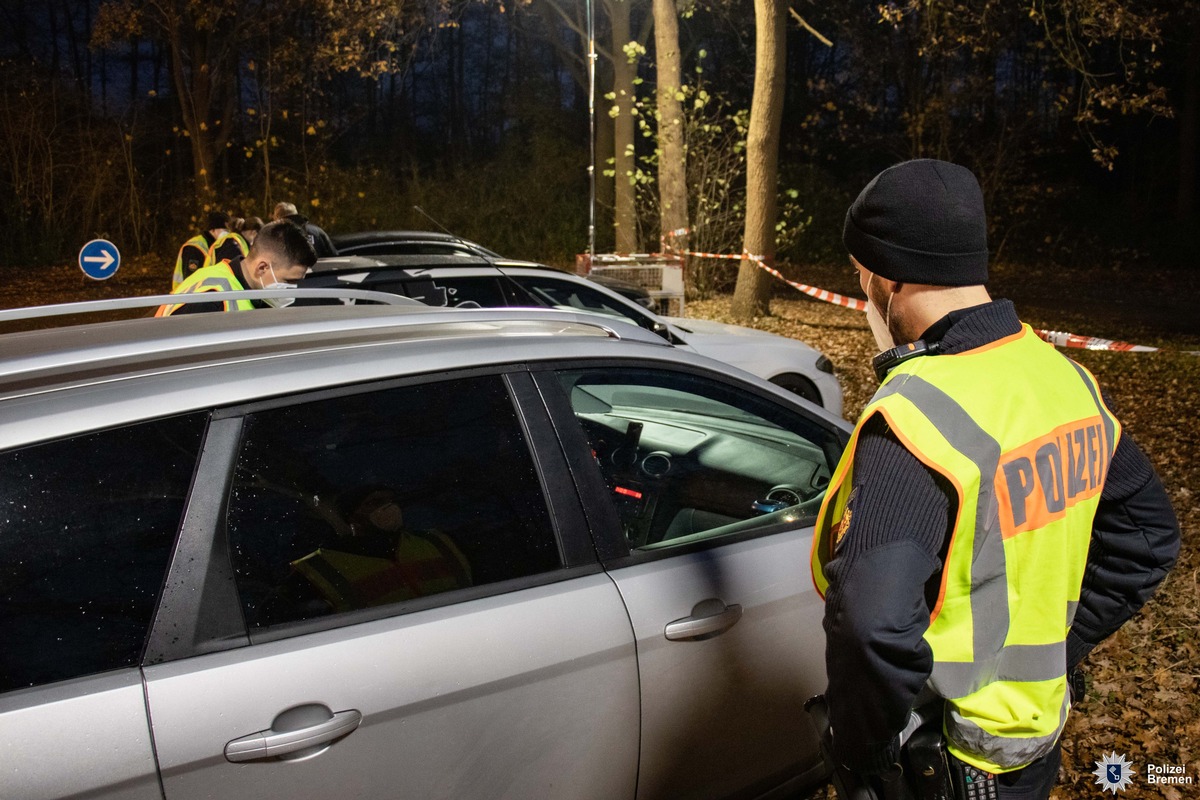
[0,288,416,324]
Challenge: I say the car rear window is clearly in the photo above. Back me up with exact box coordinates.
[0,415,206,692]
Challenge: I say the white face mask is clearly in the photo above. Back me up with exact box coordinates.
[865,273,896,352]
[261,264,296,308]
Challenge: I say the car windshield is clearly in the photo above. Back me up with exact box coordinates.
[571,382,784,431]
[510,275,656,332]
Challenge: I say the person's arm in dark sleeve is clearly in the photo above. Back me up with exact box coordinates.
[167,298,223,315]
[182,244,206,276]
[1066,432,1180,667]
[822,415,948,774]
[308,224,336,257]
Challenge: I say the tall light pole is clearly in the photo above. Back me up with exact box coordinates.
[586,0,597,260]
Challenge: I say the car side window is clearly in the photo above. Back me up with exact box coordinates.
[0,415,206,692]
[226,375,561,630]
[376,276,508,309]
[510,275,655,331]
[554,368,839,550]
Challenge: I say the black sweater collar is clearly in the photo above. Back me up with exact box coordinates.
[919,299,1022,355]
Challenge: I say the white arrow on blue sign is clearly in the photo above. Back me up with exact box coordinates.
[78,239,121,280]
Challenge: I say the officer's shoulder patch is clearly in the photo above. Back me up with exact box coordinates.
[830,486,859,553]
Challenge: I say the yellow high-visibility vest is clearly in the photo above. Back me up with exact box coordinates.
[811,325,1119,773]
[203,231,249,268]
[155,261,255,316]
[292,531,472,613]
[172,234,209,289]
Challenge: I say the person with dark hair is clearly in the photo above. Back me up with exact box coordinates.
[241,216,264,246]
[272,200,336,257]
[203,215,264,267]
[156,219,317,316]
[810,159,1179,799]
[172,210,229,289]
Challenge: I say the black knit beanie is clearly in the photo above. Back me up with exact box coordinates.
[206,211,231,232]
[843,159,988,286]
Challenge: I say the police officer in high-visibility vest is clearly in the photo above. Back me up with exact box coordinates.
[203,215,263,269]
[812,159,1179,799]
[172,211,229,289]
[157,220,316,316]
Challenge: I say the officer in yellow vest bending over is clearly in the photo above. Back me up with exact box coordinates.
[172,211,229,289]
[811,159,1179,799]
[157,220,316,316]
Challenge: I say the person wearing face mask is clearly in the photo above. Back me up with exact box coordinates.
[156,219,316,316]
[809,159,1179,800]
[289,486,473,614]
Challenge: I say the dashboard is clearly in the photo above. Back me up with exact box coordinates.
[576,410,831,547]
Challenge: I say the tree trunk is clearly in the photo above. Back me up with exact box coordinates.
[731,0,786,320]
[610,0,639,252]
[594,75,617,253]
[1177,15,1200,222]
[652,0,687,254]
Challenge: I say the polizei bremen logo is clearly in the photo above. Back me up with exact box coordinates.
[1093,752,1136,794]
[996,416,1111,539]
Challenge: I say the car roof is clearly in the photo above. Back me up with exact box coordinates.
[330,230,501,256]
[0,304,679,449]
[331,230,467,246]
[309,253,563,275]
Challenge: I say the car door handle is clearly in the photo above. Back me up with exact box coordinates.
[224,708,363,763]
[664,600,743,641]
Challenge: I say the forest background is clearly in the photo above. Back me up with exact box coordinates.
[1,0,1197,297]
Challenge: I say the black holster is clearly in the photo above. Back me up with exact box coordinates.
[804,695,955,800]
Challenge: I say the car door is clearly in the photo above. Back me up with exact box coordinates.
[534,364,847,800]
[0,414,207,800]
[142,371,639,800]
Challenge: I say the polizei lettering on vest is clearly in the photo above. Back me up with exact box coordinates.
[996,416,1109,539]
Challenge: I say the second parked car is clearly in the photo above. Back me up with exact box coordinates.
[301,253,844,415]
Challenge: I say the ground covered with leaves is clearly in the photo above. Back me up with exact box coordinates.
[2,257,1197,798]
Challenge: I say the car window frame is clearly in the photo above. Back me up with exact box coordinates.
[529,360,847,569]
[500,271,665,334]
[144,365,599,662]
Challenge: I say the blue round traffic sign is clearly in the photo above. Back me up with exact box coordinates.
[78,239,121,280]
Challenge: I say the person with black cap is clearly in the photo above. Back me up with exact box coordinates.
[172,210,230,289]
[809,159,1179,799]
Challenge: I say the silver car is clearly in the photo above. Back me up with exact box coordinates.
[0,298,849,800]
[301,254,844,416]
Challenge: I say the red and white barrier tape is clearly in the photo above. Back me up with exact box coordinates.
[661,230,868,312]
[661,229,1179,353]
[748,257,869,312]
[1033,330,1158,352]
